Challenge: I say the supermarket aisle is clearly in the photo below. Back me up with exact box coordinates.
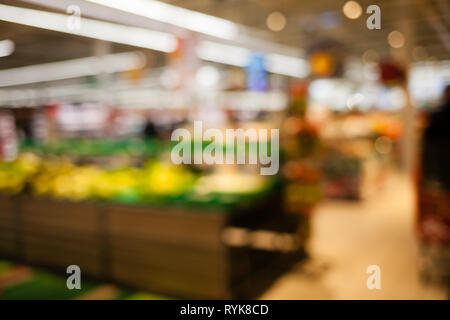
[262,173,447,299]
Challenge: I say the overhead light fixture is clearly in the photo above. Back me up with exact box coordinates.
[266,53,309,78]
[0,52,146,87]
[0,4,177,53]
[342,1,362,19]
[0,39,15,58]
[197,41,250,67]
[85,0,240,40]
[388,30,405,49]
[266,12,286,32]
[196,41,309,78]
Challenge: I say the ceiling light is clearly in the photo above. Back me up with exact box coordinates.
[196,41,308,78]
[0,52,146,87]
[342,1,362,19]
[85,0,240,40]
[388,30,405,49]
[0,4,177,53]
[0,39,15,58]
[196,41,250,68]
[266,53,309,78]
[266,12,286,32]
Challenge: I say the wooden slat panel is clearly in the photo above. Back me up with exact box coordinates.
[21,198,98,232]
[24,244,103,276]
[112,262,230,299]
[108,205,225,250]
[0,196,15,220]
[111,242,228,279]
[23,233,101,257]
[0,228,17,257]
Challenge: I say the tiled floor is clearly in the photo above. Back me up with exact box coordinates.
[262,173,448,299]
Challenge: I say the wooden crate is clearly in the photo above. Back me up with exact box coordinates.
[19,198,104,277]
[107,205,224,249]
[0,194,306,299]
[106,204,234,298]
[105,195,304,299]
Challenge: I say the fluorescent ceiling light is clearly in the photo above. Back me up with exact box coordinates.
[85,0,240,40]
[0,39,15,58]
[0,4,177,53]
[0,52,146,87]
[197,41,250,67]
[266,53,309,78]
[197,41,309,78]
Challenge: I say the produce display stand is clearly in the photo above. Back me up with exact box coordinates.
[0,190,306,299]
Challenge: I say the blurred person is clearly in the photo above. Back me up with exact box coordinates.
[422,85,450,189]
[418,85,450,287]
[143,118,158,139]
[424,85,450,143]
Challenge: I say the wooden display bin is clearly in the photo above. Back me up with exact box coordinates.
[0,194,306,299]
[107,204,230,298]
[20,198,104,277]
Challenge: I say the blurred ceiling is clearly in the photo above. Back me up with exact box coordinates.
[161,0,450,58]
[0,0,162,70]
[0,0,449,70]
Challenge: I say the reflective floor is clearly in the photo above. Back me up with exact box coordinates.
[262,173,447,300]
